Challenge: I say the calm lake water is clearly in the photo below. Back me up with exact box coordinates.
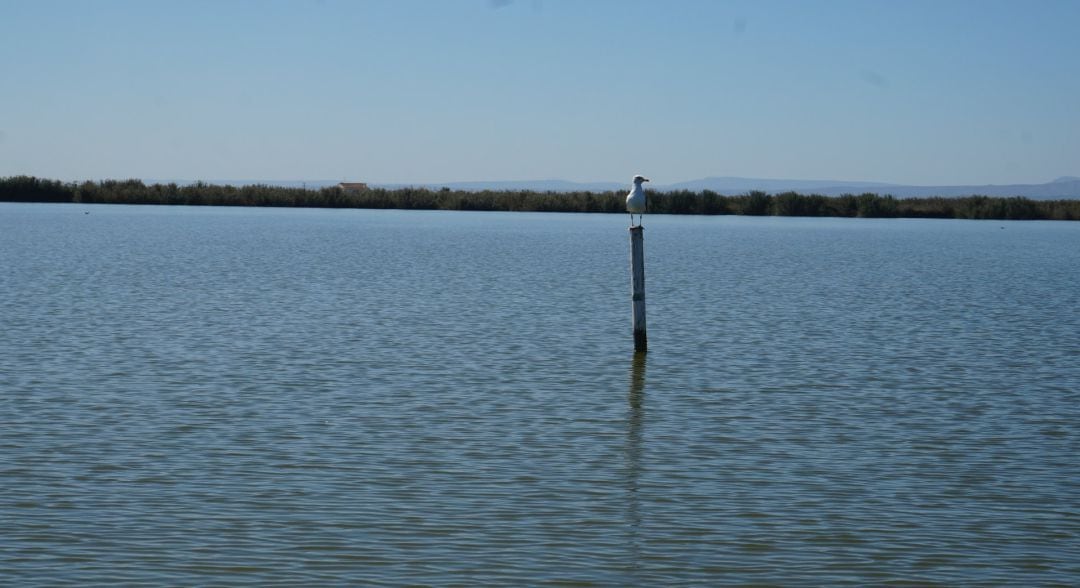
[2,202,1078,586]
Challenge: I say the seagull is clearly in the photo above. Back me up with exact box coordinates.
[626,174,649,227]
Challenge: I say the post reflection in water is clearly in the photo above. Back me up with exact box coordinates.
[624,351,646,571]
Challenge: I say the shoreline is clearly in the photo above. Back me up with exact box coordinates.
[3,176,1079,221]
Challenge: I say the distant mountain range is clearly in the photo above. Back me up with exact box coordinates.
[158,176,1080,200]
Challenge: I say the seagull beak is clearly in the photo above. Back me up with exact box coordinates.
[643,178,650,182]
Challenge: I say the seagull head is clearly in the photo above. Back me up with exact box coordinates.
[633,175,650,185]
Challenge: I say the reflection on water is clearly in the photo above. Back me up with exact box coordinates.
[629,351,646,411]
[625,351,646,571]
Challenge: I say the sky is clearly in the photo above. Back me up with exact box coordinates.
[2,0,1078,186]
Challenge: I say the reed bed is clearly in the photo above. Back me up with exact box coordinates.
[3,176,1078,220]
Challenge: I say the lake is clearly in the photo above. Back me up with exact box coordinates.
[2,202,1078,585]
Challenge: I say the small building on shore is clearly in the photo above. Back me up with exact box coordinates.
[338,182,368,192]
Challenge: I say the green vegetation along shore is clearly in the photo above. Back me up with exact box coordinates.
[3,175,1079,220]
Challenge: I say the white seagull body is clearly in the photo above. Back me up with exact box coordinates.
[626,174,649,227]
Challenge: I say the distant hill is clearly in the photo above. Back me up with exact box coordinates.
[145,179,343,190]
[657,176,1080,200]
[660,176,901,194]
[145,176,1080,199]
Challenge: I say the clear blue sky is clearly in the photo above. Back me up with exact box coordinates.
[2,0,1078,185]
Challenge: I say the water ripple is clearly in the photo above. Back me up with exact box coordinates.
[2,206,1078,585]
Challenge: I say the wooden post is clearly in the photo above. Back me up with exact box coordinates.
[630,226,647,352]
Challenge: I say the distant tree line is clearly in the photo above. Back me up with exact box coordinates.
[2,175,1079,221]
